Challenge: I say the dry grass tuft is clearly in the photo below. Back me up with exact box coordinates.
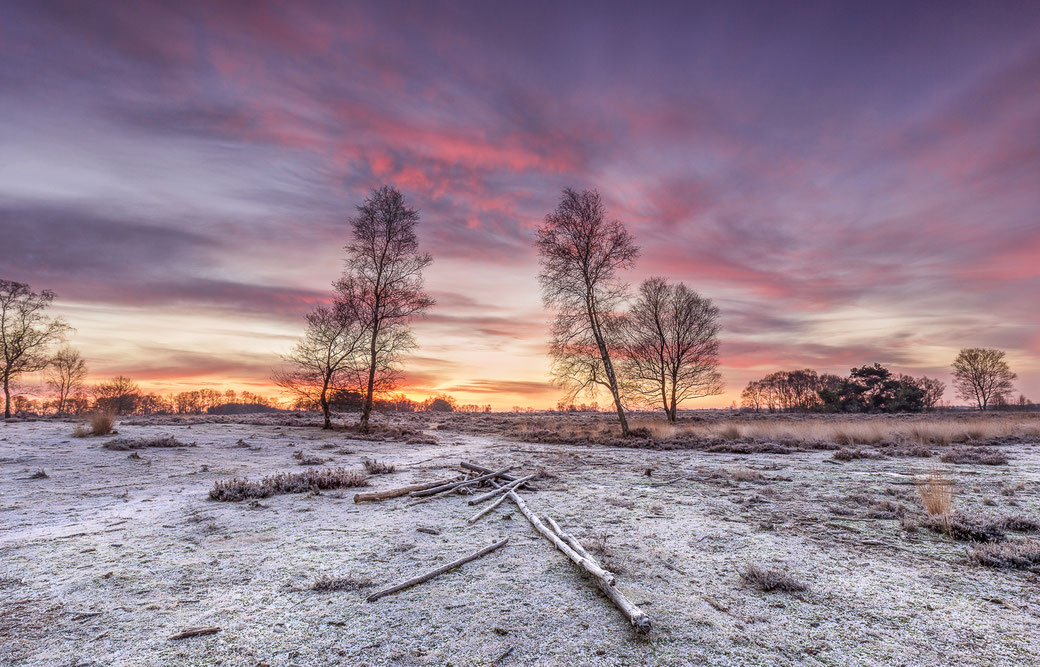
[362,458,396,475]
[832,447,884,462]
[72,412,115,437]
[915,467,953,519]
[728,467,766,482]
[740,565,808,593]
[209,467,368,501]
[29,469,48,479]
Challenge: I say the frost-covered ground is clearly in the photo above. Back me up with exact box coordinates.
[2,416,1040,666]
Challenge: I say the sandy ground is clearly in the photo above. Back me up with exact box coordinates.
[2,417,1040,666]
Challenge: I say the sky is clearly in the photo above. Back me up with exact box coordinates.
[1,0,1039,409]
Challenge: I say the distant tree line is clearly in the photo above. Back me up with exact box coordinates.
[740,349,1026,413]
[740,365,945,413]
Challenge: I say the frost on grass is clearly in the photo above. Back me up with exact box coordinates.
[209,467,368,501]
[919,511,1040,542]
[313,575,373,592]
[939,447,1009,465]
[740,565,808,593]
[969,541,1040,571]
[362,458,396,475]
[102,436,195,451]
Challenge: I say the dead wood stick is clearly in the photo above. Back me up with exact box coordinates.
[544,516,598,566]
[506,491,614,585]
[168,626,220,640]
[508,491,650,633]
[366,538,509,602]
[410,467,511,497]
[467,475,536,506]
[468,490,511,524]
[460,462,536,489]
[353,476,460,503]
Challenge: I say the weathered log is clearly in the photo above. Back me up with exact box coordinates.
[508,491,651,633]
[467,490,511,524]
[544,516,597,565]
[409,467,511,498]
[467,475,536,506]
[353,476,460,503]
[168,626,221,640]
[366,538,509,602]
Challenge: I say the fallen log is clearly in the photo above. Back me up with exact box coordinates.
[168,626,221,640]
[508,491,650,633]
[353,476,460,503]
[409,467,511,498]
[467,474,536,506]
[366,538,509,602]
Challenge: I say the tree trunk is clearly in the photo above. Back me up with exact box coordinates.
[587,302,628,436]
[3,375,10,419]
[320,381,332,429]
[359,320,380,433]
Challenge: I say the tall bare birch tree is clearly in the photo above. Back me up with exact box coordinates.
[537,188,638,436]
[622,278,722,421]
[337,186,433,433]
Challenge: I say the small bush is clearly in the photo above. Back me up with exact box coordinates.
[740,565,807,593]
[969,541,1040,571]
[29,469,48,479]
[313,575,372,592]
[102,436,193,451]
[940,447,1009,466]
[89,413,114,436]
[833,447,884,462]
[293,451,326,465]
[209,467,368,501]
[363,459,396,475]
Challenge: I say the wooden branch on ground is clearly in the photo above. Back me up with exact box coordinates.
[366,538,509,602]
[508,491,651,634]
[461,462,537,489]
[468,490,511,524]
[467,475,537,506]
[168,626,221,640]
[353,476,461,503]
[409,467,512,498]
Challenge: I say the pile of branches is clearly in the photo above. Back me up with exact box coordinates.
[355,461,651,633]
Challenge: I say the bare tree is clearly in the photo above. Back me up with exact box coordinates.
[47,346,87,416]
[273,303,367,429]
[1,280,70,418]
[622,278,722,421]
[915,376,946,410]
[93,376,140,415]
[336,186,434,432]
[952,348,1016,410]
[537,188,638,435]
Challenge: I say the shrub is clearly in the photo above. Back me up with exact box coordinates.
[969,541,1040,570]
[313,575,372,592]
[740,565,807,593]
[939,447,1009,466]
[832,447,884,462]
[209,467,368,501]
[293,451,326,465]
[102,436,193,451]
[363,459,396,475]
